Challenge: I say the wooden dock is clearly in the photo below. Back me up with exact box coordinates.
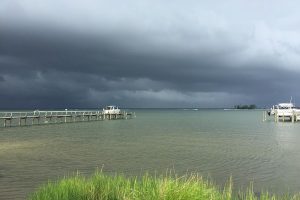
[0,110,135,128]
[262,110,300,123]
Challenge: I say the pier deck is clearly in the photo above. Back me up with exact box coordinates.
[0,110,135,128]
[262,110,300,122]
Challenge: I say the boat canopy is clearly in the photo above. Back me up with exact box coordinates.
[104,105,118,110]
[277,103,294,108]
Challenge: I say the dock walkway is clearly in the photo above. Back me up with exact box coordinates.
[262,110,300,122]
[0,110,135,128]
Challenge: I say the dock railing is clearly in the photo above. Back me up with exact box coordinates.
[0,110,135,128]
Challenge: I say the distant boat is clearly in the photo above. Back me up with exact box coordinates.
[103,105,121,114]
[183,108,199,111]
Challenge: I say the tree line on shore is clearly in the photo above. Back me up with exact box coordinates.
[234,104,257,109]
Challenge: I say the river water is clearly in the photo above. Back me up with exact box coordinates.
[1,109,300,199]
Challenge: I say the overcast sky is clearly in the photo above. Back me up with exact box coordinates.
[1,0,300,109]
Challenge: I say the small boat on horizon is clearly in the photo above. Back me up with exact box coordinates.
[183,108,199,111]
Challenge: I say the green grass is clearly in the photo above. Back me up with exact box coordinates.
[29,171,300,200]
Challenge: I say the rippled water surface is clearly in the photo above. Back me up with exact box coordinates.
[1,109,300,199]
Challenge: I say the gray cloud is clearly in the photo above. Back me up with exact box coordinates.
[1,0,300,108]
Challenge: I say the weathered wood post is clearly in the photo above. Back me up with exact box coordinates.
[73,112,76,122]
[24,113,27,125]
[265,111,267,122]
[10,113,12,126]
[45,112,47,124]
[65,109,67,123]
[19,113,21,126]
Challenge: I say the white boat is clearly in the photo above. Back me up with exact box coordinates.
[268,102,294,116]
[103,105,121,114]
[268,98,300,117]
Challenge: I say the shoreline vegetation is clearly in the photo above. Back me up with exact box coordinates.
[29,171,300,200]
[233,105,257,110]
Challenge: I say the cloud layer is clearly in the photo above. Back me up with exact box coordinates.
[1,0,300,108]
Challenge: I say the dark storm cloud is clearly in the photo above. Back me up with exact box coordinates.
[1,0,300,108]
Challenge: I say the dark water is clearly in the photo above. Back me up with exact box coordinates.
[1,109,300,199]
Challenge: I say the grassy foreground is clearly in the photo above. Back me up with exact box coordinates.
[29,171,300,200]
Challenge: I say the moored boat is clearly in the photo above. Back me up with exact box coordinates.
[268,103,293,116]
[268,98,300,117]
[103,105,121,114]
